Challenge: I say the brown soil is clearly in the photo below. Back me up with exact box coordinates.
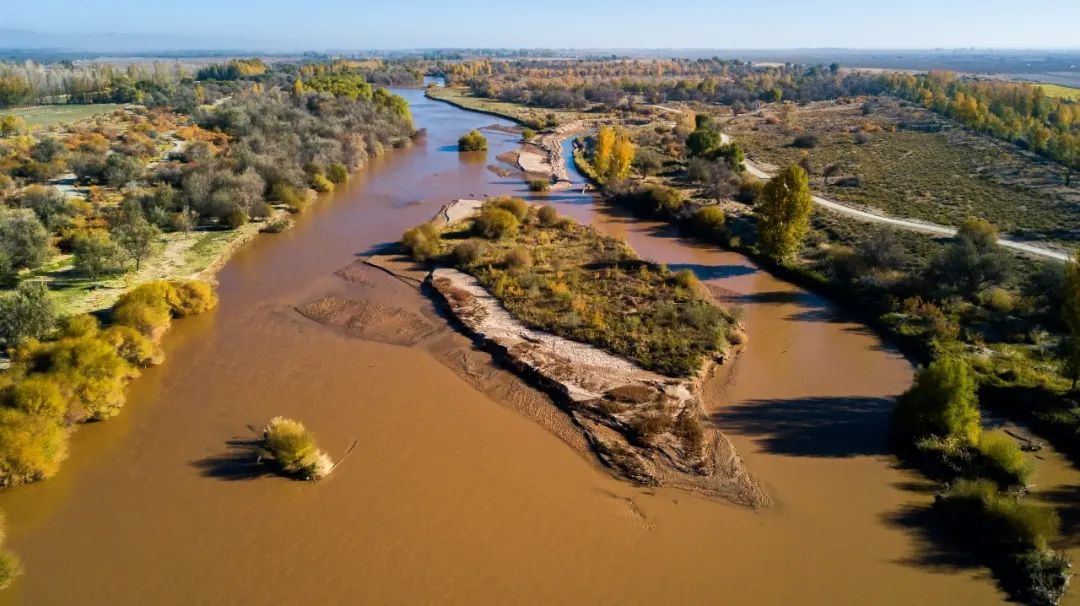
[295,296,436,346]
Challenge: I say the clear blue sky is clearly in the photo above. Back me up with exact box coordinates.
[2,0,1079,50]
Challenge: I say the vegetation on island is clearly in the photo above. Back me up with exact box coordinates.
[457,129,487,151]
[403,198,736,377]
[261,417,334,480]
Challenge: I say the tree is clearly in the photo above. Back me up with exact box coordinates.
[754,165,813,262]
[110,205,160,271]
[608,131,635,182]
[72,231,126,279]
[685,128,722,158]
[894,357,981,446]
[17,185,73,231]
[0,281,55,350]
[688,158,736,202]
[104,153,144,187]
[30,136,65,164]
[927,217,1013,298]
[593,125,615,177]
[0,210,50,276]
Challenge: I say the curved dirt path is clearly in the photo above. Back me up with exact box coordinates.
[725,132,1072,262]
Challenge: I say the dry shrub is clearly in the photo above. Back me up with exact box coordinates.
[503,247,534,272]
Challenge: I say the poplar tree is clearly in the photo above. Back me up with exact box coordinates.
[754,165,813,262]
[593,126,615,179]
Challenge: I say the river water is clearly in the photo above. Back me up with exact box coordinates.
[0,88,1074,605]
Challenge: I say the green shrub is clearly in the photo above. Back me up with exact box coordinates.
[977,430,1034,487]
[167,279,218,316]
[473,208,520,240]
[401,223,441,261]
[223,208,248,229]
[458,130,488,151]
[522,128,536,141]
[101,325,163,368]
[537,205,559,227]
[8,375,66,418]
[980,286,1016,313]
[673,269,699,290]
[613,184,685,218]
[690,206,726,240]
[0,408,69,487]
[895,357,981,445]
[940,479,1060,550]
[0,281,56,350]
[272,183,307,213]
[528,179,550,192]
[792,134,819,148]
[1013,550,1072,606]
[72,230,126,278]
[310,173,334,193]
[0,513,21,591]
[503,247,533,272]
[487,197,529,221]
[41,334,134,421]
[0,548,20,591]
[452,239,488,266]
[261,216,293,233]
[735,174,762,204]
[113,300,172,338]
[60,314,100,339]
[327,163,349,184]
[262,416,333,480]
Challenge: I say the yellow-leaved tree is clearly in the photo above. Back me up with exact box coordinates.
[609,131,635,182]
[593,126,615,178]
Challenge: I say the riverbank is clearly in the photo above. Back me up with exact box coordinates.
[0,84,1012,606]
[424,86,590,128]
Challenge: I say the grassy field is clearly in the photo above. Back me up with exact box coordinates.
[0,103,125,127]
[431,201,734,376]
[1038,83,1080,99]
[725,99,1080,242]
[425,86,590,127]
[12,222,265,318]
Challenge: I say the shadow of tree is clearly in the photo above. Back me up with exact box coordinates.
[712,395,894,457]
[191,438,275,481]
[667,262,757,280]
[1041,484,1080,549]
[883,500,986,572]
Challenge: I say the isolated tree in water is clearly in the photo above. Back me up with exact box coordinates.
[754,165,813,262]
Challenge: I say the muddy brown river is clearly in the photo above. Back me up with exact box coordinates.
[0,88,1075,605]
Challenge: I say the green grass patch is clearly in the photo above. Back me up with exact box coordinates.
[1037,83,1080,100]
[0,104,124,128]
